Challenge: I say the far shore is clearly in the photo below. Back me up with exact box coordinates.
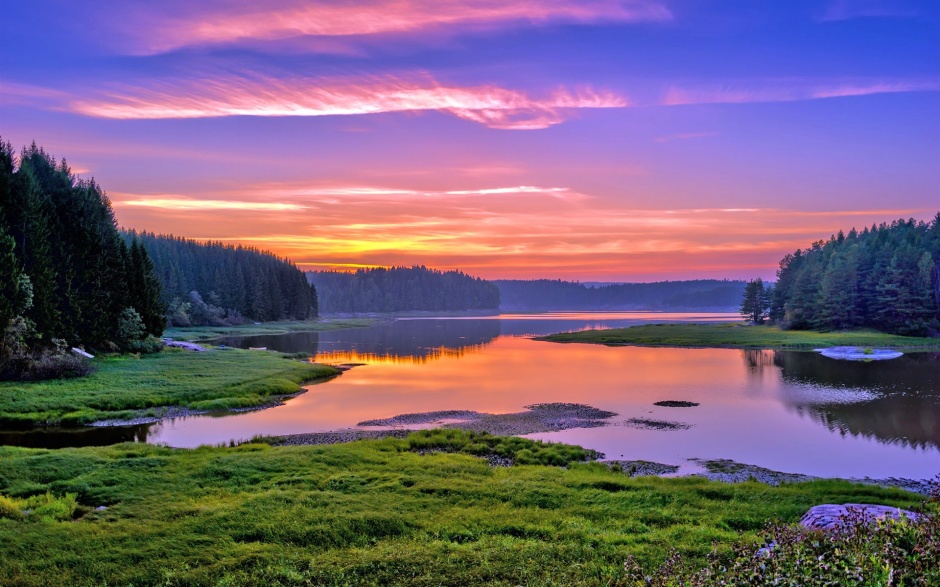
[537,322,940,350]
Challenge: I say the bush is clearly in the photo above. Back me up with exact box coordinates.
[0,322,95,381]
[626,492,940,586]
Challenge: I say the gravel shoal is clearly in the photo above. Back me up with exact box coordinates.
[619,418,692,431]
[606,460,681,476]
[267,430,412,446]
[359,402,618,436]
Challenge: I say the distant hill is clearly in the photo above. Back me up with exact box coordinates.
[132,232,317,326]
[494,279,747,312]
[309,266,500,314]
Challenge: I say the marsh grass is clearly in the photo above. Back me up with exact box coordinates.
[0,348,339,426]
[164,318,374,342]
[0,432,924,587]
[539,323,940,350]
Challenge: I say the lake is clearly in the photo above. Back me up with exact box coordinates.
[5,312,939,480]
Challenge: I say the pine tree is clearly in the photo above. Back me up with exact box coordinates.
[740,278,769,324]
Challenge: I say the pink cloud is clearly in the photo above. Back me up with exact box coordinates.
[663,79,939,106]
[70,73,628,129]
[122,0,671,53]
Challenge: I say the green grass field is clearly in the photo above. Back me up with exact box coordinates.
[163,318,374,342]
[0,430,925,587]
[539,323,940,350]
[0,349,339,426]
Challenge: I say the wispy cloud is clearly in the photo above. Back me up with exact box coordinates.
[654,132,717,143]
[119,0,671,54]
[820,0,920,21]
[112,194,306,212]
[249,183,581,201]
[112,171,938,280]
[70,73,627,129]
[664,79,939,106]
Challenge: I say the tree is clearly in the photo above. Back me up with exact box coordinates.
[771,216,940,334]
[740,278,770,324]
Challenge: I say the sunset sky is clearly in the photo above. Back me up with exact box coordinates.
[1,1,937,281]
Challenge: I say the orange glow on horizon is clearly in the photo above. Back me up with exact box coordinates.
[108,180,936,281]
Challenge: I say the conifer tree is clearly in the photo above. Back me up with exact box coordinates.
[739,278,769,324]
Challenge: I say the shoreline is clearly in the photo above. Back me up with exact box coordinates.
[267,430,936,495]
[163,317,376,342]
[11,398,936,493]
[537,323,940,351]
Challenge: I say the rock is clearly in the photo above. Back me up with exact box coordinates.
[816,346,903,361]
[71,347,94,359]
[800,503,920,532]
[162,339,207,352]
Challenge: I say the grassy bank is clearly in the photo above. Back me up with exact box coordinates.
[164,318,374,342]
[0,430,925,587]
[539,323,940,350]
[0,348,340,426]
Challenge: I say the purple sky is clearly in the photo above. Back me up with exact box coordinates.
[2,0,938,280]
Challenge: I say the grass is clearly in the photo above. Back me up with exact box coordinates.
[539,323,940,350]
[0,430,927,587]
[0,348,340,426]
[164,318,375,342]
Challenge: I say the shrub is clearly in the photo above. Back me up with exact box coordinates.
[0,322,95,381]
[626,493,940,586]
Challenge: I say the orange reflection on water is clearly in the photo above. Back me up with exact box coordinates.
[142,327,940,479]
[314,344,487,366]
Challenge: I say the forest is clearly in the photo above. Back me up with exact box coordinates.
[495,279,746,311]
[0,141,164,379]
[132,232,317,326]
[772,216,940,336]
[309,266,500,314]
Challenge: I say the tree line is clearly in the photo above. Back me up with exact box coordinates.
[494,279,746,311]
[1,141,165,378]
[309,266,500,314]
[131,232,317,326]
[766,216,940,336]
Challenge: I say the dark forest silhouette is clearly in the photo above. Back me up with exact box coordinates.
[771,216,940,335]
[309,266,499,314]
[132,232,317,327]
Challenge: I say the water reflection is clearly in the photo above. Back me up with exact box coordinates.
[0,424,151,448]
[774,351,940,450]
[2,313,938,479]
[217,318,501,363]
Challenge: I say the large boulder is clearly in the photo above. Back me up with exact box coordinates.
[800,503,920,532]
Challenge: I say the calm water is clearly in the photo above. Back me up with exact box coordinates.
[4,312,939,479]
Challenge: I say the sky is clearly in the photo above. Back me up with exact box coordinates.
[1,0,938,281]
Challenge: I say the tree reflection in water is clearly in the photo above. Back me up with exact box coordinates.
[772,350,940,450]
